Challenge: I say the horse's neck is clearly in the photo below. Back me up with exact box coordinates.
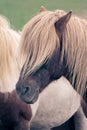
[62,17,87,96]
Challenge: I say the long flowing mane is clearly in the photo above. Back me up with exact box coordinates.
[19,9,87,96]
[0,16,20,92]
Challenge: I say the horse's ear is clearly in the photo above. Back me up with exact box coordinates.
[55,11,72,33]
[39,6,47,12]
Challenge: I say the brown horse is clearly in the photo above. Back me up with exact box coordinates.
[0,90,32,130]
[16,7,87,130]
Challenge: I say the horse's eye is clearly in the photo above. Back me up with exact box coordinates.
[43,63,48,69]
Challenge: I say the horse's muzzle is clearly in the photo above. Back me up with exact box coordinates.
[16,83,39,104]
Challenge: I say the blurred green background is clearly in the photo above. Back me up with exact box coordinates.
[0,0,87,30]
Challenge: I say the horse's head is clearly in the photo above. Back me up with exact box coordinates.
[0,90,39,130]
[16,7,72,104]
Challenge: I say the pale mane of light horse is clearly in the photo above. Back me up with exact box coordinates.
[0,15,20,92]
[18,9,87,96]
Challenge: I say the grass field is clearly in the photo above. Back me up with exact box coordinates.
[0,0,87,29]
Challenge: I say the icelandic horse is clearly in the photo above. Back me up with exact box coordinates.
[16,7,87,130]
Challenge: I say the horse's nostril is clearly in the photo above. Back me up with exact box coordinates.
[22,86,30,95]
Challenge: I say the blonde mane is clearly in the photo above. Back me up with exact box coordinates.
[0,16,20,92]
[0,15,10,28]
[19,10,87,96]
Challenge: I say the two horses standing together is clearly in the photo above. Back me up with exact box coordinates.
[0,6,87,130]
